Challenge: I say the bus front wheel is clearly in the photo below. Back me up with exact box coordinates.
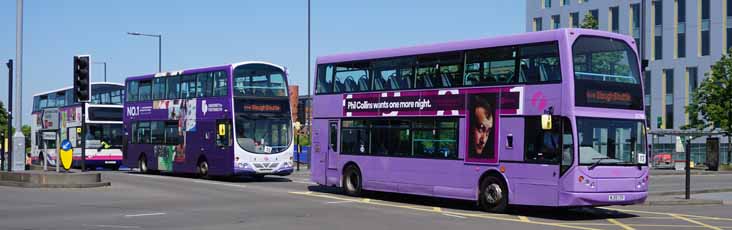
[197,159,209,178]
[342,165,363,197]
[479,176,508,213]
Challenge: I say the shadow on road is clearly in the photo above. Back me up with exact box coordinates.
[124,171,294,183]
[307,185,638,221]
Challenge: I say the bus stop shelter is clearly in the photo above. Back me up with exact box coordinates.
[648,129,723,199]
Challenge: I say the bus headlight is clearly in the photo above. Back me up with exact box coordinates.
[238,163,250,169]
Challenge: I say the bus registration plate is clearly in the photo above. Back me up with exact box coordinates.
[608,195,626,201]
[105,161,116,164]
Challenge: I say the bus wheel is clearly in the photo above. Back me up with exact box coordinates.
[479,176,508,213]
[342,165,363,197]
[138,156,149,174]
[251,174,265,180]
[38,153,45,166]
[197,159,209,178]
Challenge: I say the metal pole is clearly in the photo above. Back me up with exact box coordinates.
[81,102,86,171]
[104,62,107,82]
[307,0,311,171]
[55,132,59,172]
[158,35,162,72]
[685,138,691,199]
[5,59,12,172]
[296,133,300,171]
[12,0,25,172]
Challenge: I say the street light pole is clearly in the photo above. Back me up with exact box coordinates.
[12,0,25,172]
[127,32,162,72]
[94,62,107,82]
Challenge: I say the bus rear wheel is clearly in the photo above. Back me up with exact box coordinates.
[479,176,508,213]
[197,159,209,178]
[342,165,363,197]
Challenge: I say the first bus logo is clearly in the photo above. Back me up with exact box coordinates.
[127,106,139,117]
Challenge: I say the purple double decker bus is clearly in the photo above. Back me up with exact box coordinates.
[310,29,649,212]
[123,62,294,178]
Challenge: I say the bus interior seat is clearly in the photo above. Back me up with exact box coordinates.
[388,73,401,89]
[374,76,387,90]
[440,73,451,87]
[344,76,358,92]
[334,80,345,93]
[465,73,479,85]
[357,75,370,91]
[421,75,434,88]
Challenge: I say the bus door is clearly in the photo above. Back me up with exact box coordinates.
[325,121,340,183]
[507,116,564,206]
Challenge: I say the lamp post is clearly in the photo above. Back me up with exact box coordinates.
[93,62,107,82]
[127,32,162,72]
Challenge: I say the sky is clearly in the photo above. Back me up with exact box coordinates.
[0,0,525,125]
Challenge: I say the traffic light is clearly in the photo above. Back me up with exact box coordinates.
[73,55,90,102]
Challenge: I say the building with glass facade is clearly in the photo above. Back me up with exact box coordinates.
[527,0,732,164]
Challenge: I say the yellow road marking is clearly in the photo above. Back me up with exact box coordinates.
[362,198,371,203]
[603,207,732,222]
[518,216,530,222]
[290,191,601,230]
[607,218,636,230]
[671,214,723,230]
[432,207,442,212]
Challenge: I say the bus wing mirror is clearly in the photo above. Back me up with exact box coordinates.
[541,114,552,130]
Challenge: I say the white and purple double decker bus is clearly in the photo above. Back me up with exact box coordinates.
[31,82,126,170]
[310,29,649,212]
[123,62,294,178]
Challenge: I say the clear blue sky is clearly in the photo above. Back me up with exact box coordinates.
[0,0,525,125]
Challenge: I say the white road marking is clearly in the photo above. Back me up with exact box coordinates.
[443,213,467,219]
[84,224,141,229]
[326,200,356,204]
[124,212,166,218]
[292,179,316,185]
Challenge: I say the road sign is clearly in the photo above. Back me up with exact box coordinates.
[60,140,73,170]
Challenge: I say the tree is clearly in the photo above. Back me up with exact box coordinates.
[22,125,31,153]
[581,14,598,29]
[0,101,8,136]
[685,50,732,165]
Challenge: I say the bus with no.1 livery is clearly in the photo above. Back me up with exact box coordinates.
[310,28,648,212]
[123,61,294,178]
[31,82,126,170]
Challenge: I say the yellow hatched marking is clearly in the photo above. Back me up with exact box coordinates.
[518,216,530,222]
[607,218,636,230]
[432,207,442,212]
[671,214,723,230]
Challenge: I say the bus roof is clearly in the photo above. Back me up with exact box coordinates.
[32,82,125,97]
[316,28,636,65]
[125,61,286,82]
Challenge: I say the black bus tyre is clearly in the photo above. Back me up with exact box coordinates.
[38,152,44,166]
[197,159,209,178]
[252,174,265,180]
[479,176,508,213]
[342,165,363,197]
[138,155,149,174]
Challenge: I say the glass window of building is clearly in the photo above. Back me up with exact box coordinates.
[664,69,674,129]
[677,0,686,58]
[543,0,552,9]
[562,0,569,6]
[728,0,732,52]
[534,17,543,31]
[701,0,710,56]
[687,67,698,97]
[570,12,579,28]
[654,0,663,60]
[631,4,642,52]
[610,7,619,33]
[552,15,560,29]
